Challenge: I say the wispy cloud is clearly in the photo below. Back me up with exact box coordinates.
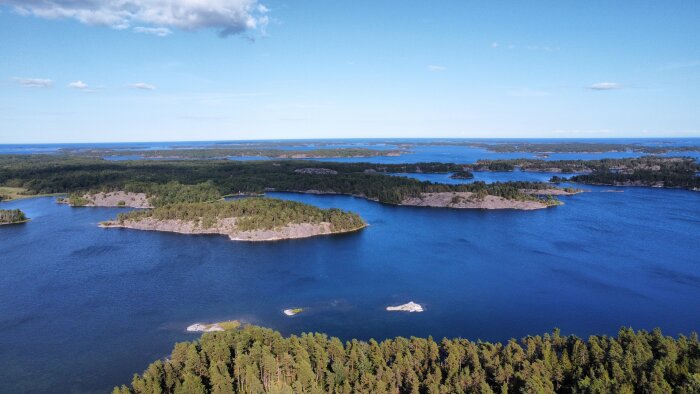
[4,0,269,38]
[129,82,156,90]
[133,27,172,37]
[15,78,53,88]
[427,65,447,72]
[68,80,103,92]
[588,82,624,90]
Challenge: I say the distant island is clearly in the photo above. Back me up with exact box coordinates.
[394,140,700,155]
[0,209,29,225]
[100,198,367,241]
[59,147,407,160]
[114,325,700,394]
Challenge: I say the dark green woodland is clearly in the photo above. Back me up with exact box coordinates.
[114,325,700,394]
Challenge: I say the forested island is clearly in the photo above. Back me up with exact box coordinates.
[0,209,29,225]
[101,198,366,241]
[0,156,572,210]
[114,325,700,394]
[391,141,700,155]
[475,157,700,190]
[467,141,700,154]
[59,147,406,160]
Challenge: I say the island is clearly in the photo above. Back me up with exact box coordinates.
[114,325,699,394]
[59,147,407,160]
[448,170,474,179]
[100,198,367,241]
[386,301,423,312]
[0,209,29,225]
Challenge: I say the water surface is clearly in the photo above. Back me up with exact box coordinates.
[1,184,699,392]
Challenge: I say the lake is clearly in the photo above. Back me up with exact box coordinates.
[1,181,699,392]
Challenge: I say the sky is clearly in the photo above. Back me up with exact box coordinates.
[0,0,699,143]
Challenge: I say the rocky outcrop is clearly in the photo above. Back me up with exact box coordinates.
[401,192,549,210]
[100,217,365,242]
[63,191,152,208]
[294,168,338,175]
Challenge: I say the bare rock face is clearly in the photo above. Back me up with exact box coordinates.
[386,302,424,312]
[294,168,338,175]
[401,192,548,210]
[100,218,362,242]
[72,191,153,208]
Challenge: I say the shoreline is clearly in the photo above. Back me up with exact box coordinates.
[99,219,367,242]
[0,219,31,226]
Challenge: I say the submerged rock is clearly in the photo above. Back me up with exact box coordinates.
[186,320,240,332]
[386,301,423,313]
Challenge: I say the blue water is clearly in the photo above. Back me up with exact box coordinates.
[391,169,571,184]
[1,182,699,392]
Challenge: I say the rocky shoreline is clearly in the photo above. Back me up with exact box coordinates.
[401,192,552,210]
[100,217,366,242]
[59,191,153,208]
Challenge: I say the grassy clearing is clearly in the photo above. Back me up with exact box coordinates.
[0,186,62,202]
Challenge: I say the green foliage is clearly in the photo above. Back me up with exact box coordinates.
[116,198,365,232]
[123,181,222,207]
[0,209,28,224]
[68,193,89,206]
[118,325,700,393]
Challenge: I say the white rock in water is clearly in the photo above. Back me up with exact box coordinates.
[187,323,224,332]
[386,301,423,313]
[283,308,303,316]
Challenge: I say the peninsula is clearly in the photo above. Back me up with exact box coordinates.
[0,156,578,211]
[100,198,367,241]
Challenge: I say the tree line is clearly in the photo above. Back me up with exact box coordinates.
[114,325,700,394]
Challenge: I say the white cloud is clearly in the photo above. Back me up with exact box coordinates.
[4,0,269,37]
[15,78,53,88]
[68,80,103,92]
[427,65,446,72]
[491,42,499,48]
[133,26,172,37]
[588,82,624,90]
[68,80,88,89]
[129,82,156,90]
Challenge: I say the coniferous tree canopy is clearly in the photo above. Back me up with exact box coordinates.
[115,198,365,232]
[115,325,700,394]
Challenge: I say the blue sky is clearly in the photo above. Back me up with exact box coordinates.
[1,0,699,143]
